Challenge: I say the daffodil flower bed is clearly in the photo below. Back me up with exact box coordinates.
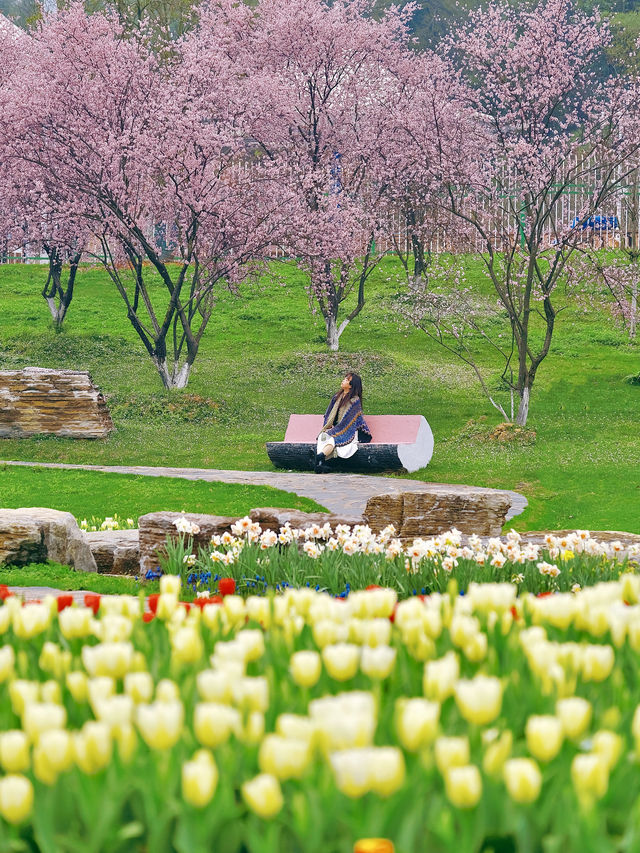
[162,518,639,600]
[1,574,640,852]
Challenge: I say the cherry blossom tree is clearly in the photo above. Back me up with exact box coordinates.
[430,0,640,425]
[238,0,416,351]
[377,50,475,287]
[1,3,278,387]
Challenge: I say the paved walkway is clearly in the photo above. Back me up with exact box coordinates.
[2,459,528,521]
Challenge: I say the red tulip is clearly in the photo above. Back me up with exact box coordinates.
[218,578,236,596]
[57,594,74,612]
[84,593,101,615]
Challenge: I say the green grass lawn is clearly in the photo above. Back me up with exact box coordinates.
[0,562,153,594]
[1,256,639,534]
[0,465,324,522]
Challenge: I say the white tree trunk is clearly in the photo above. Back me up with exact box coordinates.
[154,359,192,389]
[515,386,530,426]
[44,297,67,327]
[326,315,339,351]
[630,280,638,340]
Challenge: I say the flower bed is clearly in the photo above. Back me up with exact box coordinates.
[0,572,639,851]
[156,517,639,600]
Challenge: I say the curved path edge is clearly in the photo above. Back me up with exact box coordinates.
[2,459,528,523]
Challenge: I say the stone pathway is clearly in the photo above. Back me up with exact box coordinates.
[2,459,528,521]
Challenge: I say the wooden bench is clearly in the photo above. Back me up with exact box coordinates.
[266,414,434,473]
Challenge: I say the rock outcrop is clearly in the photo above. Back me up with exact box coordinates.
[86,529,140,575]
[364,485,512,538]
[0,368,113,438]
[138,511,237,577]
[0,508,97,571]
[248,507,362,531]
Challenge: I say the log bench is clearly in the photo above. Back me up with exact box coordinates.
[266,414,434,473]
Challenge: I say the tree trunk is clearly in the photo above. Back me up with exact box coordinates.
[326,315,339,351]
[630,278,637,341]
[515,385,530,426]
[153,358,193,389]
[44,296,69,327]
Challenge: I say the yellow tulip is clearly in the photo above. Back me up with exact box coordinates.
[354,839,394,853]
[33,729,73,784]
[160,575,181,596]
[193,702,242,748]
[171,625,204,665]
[482,730,513,777]
[322,644,360,681]
[395,698,440,752]
[58,607,93,639]
[525,716,564,762]
[82,642,134,679]
[445,765,482,809]
[113,722,137,763]
[9,680,39,717]
[571,753,609,802]
[360,646,397,680]
[40,680,62,706]
[0,775,33,824]
[246,596,272,628]
[124,672,154,704]
[434,736,470,775]
[182,750,218,808]
[258,735,311,780]
[242,773,283,819]
[423,652,459,701]
[73,722,113,775]
[463,632,488,662]
[87,677,116,709]
[13,604,51,639]
[592,730,623,771]
[503,758,542,803]
[136,700,184,750]
[66,671,89,703]
[156,679,180,702]
[235,629,265,662]
[0,731,30,773]
[22,702,66,743]
[454,676,502,726]
[196,669,232,703]
[0,645,14,681]
[243,711,265,745]
[581,645,615,682]
[92,695,134,728]
[556,697,592,739]
[231,676,269,712]
[289,651,322,688]
[368,747,405,797]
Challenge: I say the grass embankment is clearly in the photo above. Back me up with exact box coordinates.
[0,562,153,595]
[0,465,323,522]
[0,257,639,534]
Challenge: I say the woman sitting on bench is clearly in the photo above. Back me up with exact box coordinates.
[314,372,371,473]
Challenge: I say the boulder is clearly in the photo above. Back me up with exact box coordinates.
[86,529,140,575]
[0,508,97,571]
[364,485,512,538]
[138,511,237,577]
[249,507,362,531]
[0,368,113,438]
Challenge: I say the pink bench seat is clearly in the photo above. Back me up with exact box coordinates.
[267,414,434,473]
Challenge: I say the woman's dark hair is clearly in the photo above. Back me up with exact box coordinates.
[345,372,363,406]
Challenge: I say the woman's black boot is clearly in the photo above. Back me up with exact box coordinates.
[314,452,328,473]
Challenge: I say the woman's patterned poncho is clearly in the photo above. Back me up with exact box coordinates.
[321,394,372,447]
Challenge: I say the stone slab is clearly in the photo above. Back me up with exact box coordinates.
[364,485,512,538]
[0,368,113,438]
[86,529,140,575]
[0,508,97,572]
[138,511,237,577]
